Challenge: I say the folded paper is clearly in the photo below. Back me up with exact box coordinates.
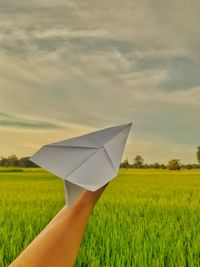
[30,123,132,207]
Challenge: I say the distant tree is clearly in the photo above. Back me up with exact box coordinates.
[160,164,167,169]
[186,164,193,170]
[147,163,153,168]
[197,146,200,165]
[7,155,19,167]
[19,157,37,167]
[0,156,8,167]
[192,163,200,169]
[168,159,181,170]
[153,162,160,169]
[120,158,130,168]
[133,155,144,168]
[143,164,149,169]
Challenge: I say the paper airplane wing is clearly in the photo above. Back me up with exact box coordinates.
[30,123,132,207]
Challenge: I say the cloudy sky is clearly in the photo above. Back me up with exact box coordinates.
[0,0,199,163]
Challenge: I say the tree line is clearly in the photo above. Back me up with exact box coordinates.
[120,146,200,170]
[0,155,37,167]
[1,146,200,169]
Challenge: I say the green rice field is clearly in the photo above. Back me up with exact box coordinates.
[0,168,200,266]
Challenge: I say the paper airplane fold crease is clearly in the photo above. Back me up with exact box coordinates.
[30,123,132,207]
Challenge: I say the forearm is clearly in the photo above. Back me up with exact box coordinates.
[10,185,107,267]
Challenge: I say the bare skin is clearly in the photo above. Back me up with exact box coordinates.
[10,184,108,267]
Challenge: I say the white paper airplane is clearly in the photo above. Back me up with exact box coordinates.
[30,123,132,207]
